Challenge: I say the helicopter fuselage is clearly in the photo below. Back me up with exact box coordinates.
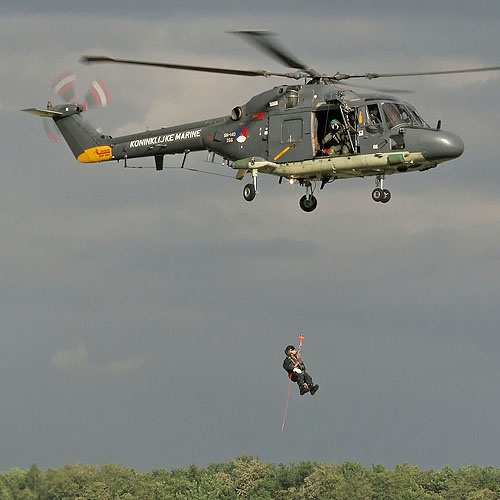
[98,82,463,183]
[26,81,464,211]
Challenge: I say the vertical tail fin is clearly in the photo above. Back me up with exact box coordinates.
[54,112,111,162]
[23,104,113,163]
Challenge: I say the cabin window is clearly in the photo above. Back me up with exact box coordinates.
[282,119,303,143]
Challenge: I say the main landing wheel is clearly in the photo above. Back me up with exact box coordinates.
[299,194,318,212]
[372,188,391,203]
[372,188,383,202]
[243,183,256,202]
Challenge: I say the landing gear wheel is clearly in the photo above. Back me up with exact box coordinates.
[381,189,391,203]
[372,188,384,202]
[299,194,318,212]
[243,183,256,202]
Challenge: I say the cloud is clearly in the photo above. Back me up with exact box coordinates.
[52,344,152,375]
[52,343,88,371]
[3,4,500,473]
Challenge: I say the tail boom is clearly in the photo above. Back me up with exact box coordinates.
[25,103,228,165]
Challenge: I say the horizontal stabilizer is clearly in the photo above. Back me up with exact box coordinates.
[22,108,64,118]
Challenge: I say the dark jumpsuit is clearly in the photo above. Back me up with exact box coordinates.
[283,355,314,391]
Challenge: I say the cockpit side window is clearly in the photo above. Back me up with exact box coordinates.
[366,104,382,125]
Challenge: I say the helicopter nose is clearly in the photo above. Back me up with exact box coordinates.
[420,131,464,162]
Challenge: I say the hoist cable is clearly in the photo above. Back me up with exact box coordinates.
[281,334,305,436]
[281,374,292,437]
[165,166,238,179]
[123,163,237,179]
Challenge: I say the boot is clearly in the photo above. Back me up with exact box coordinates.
[300,385,310,395]
[310,384,319,395]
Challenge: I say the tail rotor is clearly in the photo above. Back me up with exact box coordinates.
[41,70,110,144]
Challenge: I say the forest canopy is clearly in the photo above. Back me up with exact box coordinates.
[2,457,500,499]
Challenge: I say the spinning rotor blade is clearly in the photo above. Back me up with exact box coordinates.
[50,70,110,107]
[230,30,319,77]
[43,117,61,143]
[51,70,76,103]
[336,82,414,94]
[81,55,304,79]
[81,33,500,87]
[330,65,500,81]
[83,78,110,109]
[82,115,104,135]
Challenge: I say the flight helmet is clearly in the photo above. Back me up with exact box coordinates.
[330,119,341,131]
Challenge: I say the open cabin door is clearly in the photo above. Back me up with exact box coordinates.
[314,104,358,156]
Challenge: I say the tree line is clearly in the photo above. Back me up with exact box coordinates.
[2,457,500,499]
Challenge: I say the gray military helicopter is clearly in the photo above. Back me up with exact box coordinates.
[24,31,500,212]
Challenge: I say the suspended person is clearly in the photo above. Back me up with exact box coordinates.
[283,345,319,395]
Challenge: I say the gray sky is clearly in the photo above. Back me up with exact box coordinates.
[1,0,500,472]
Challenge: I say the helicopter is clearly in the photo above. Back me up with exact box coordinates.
[23,31,500,212]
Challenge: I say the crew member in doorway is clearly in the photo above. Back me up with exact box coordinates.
[283,345,319,395]
[321,119,350,156]
[367,104,382,124]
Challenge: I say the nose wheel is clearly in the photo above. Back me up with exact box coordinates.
[243,183,256,201]
[372,175,391,203]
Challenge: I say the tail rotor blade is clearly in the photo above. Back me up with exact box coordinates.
[83,78,110,109]
[42,117,61,144]
[51,70,77,103]
[82,114,104,135]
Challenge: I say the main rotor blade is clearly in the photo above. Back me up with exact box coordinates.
[331,65,500,81]
[230,30,319,77]
[336,82,414,94]
[81,55,298,78]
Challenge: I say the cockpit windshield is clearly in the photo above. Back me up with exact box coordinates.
[381,103,411,128]
[380,102,429,128]
[405,104,429,127]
